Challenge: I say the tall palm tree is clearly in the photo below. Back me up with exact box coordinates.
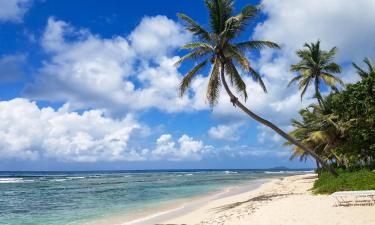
[176,0,338,176]
[289,41,343,104]
[352,57,375,79]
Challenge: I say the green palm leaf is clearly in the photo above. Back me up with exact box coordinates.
[206,59,221,107]
[225,61,247,100]
[289,40,342,101]
[177,13,211,41]
[179,60,209,97]
[236,40,280,50]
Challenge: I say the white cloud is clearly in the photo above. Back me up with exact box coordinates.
[129,15,191,59]
[0,0,31,22]
[0,98,214,162]
[255,0,375,63]
[208,123,243,141]
[25,16,194,115]
[150,134,212,161]
[0,98,140,162]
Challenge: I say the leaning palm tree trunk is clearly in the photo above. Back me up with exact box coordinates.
[219,62,338,177]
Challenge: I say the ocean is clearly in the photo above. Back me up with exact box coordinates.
[0,169,311,225]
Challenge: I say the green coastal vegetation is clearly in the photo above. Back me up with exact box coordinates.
[313,170,375,194]
[176,0,374,192]
[288,51,375,193]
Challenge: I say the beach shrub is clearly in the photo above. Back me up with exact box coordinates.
[331,73,375,168]
[313,170,375,194]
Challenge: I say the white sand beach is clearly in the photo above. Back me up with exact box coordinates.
[159,174,375,225]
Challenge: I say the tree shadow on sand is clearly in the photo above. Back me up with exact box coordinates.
[210,194,291,213]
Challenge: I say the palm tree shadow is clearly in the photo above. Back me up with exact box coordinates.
[209,194,290,213]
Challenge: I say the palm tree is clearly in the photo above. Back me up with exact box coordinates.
[289,40,343,104]
[176,0,338,176]
[286,118,315,164]
[352,57,375,79]
[286,95,345,170]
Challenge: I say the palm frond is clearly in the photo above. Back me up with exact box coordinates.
[299,77,311,99]
[236,40,280,50]
[225,60,248,100]
[179,60,208,97]
[221,5,258,39]
[207,58,221,107]
[352,62,368,78]
[181,42,213,51]
[352,57,375,79]
[364,57,375,72]
[248,67,267,93]
[205,0,234,34]
[177,13,211,41]
[287,75,303,87]
[174,48,211,66]
[323,62,342,74]
[226,45,250,71]
[320,73,344,87]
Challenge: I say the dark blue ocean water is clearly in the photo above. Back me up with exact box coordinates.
[0,169,311,225]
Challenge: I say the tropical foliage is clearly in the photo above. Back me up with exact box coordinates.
[176,0,279,107]
[285,95,345,167]
[288,57,375,170]
[289,41,343,103]
[352,57,375,79]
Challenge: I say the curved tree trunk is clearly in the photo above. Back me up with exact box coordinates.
[219,62,338,177]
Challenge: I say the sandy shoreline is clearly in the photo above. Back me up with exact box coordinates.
[85,174,375,225]
[82,178,270,225]
[161,173,375,225]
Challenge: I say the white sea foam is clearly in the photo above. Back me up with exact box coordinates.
[0,178,24,183]
[223,171,238,174]
[53,179,67,182]
[69,176,85,179]
[264,170,314,174]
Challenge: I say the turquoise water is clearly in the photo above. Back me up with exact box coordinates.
[0,170,310,225]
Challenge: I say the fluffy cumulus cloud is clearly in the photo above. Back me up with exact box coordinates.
[148,134,212,161]
[129,16,190,58]
[255,0,375,63]
[0,98,140,162]
[0,0,31,22]
[0,98,213,162]
[24,16,193,115]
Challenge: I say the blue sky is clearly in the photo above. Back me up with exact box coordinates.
[0,0,374,171]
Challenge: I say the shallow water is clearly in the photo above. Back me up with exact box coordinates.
[0,169,311,225]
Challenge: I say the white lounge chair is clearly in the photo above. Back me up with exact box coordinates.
[331,190,375,206]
